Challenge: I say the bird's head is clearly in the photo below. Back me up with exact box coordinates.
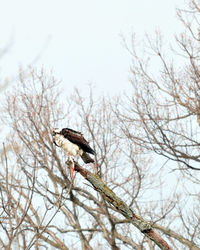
[51,128,61,136]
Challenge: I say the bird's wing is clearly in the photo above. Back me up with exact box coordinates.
[61,128,95,154]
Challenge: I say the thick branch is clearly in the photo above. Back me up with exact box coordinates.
[73,162,172,250]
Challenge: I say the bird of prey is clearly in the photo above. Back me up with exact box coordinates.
[52,128,95,178]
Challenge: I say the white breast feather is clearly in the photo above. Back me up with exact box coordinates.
[54,134,83,157]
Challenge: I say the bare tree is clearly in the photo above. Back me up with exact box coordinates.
[0,0,200,249]
[0,65,198,249]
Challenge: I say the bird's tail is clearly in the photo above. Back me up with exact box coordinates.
[81,152,94,164]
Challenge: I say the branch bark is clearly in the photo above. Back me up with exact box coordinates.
[73,162,172,250]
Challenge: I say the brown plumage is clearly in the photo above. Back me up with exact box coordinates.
[61,128,95,155]
[52,127,95,164]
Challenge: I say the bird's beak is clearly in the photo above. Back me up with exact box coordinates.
[51,128,61,136]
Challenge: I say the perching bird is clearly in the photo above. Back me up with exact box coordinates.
[52,128,95,178]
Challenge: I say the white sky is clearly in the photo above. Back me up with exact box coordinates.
[0,0,186,94]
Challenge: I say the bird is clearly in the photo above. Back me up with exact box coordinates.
[52,128,95,178]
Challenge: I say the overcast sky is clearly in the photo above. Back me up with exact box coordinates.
[0,0,186,94]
